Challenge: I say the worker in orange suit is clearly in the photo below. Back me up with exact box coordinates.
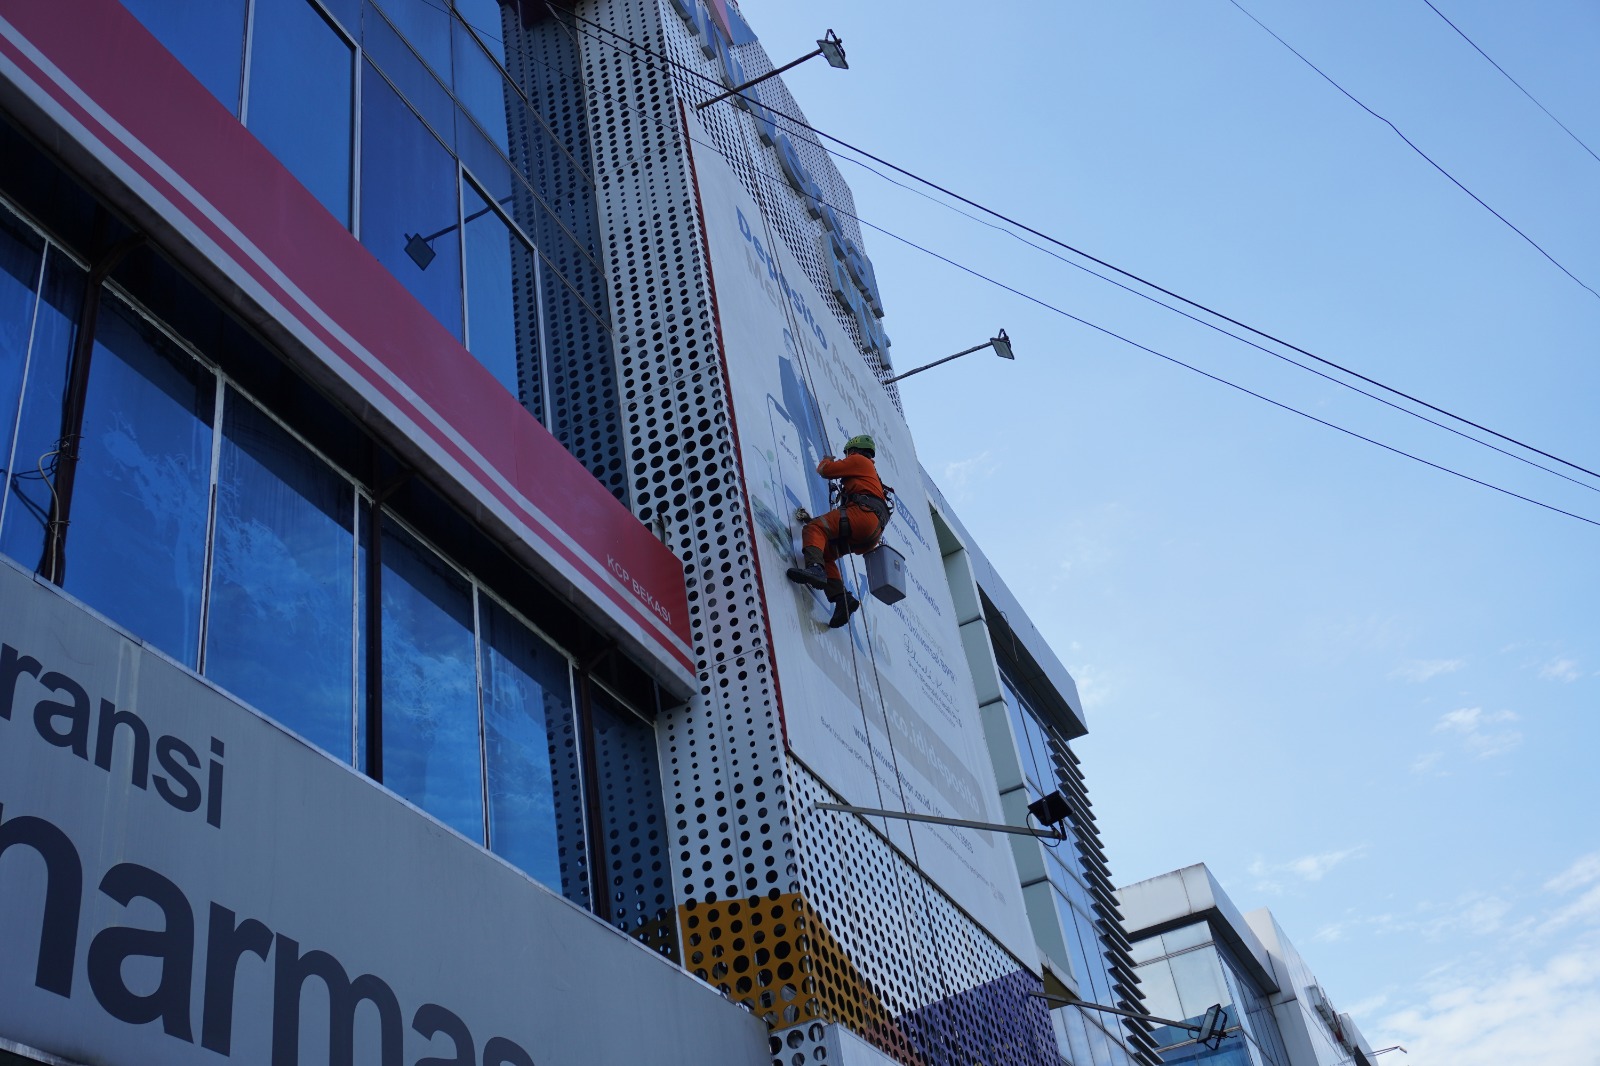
[786,434,890,628]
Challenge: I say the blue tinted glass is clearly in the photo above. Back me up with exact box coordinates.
[452,0,508,59]
[452,13,510,152]
[480,597,576,892]
[589,691,672,946]
[207,392,355,757]
[462,180,524,397]
[355,501,369,770]
[0,212,44,534]
[369,0,450,78]
[1,251,81,569]
[380,517,482,840]
[320,0,360,38]
[65,299,214,667]
[246,0,354,226]
[364,5,455,140]
[120,0,247,115]
[360,63,463,340]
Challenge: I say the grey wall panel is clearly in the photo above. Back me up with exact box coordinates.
[0,558,769,1065]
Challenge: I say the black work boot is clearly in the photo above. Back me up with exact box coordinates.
[786,547,829,590]
[826,584,861,629]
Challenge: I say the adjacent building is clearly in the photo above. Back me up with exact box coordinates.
[1,0,1160,1063]
[1119,865,1379,1066]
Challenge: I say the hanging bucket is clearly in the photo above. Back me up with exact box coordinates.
[864,544,906,604]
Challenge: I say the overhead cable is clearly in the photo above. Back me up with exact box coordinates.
[546,1,1600,486]
[1225,0,1600,305]
[1420,0,1600,167]
[449,0,1600,528]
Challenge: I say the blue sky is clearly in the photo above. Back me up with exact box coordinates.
[739,0,1599,1060]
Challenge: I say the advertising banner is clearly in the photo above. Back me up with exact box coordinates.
[0,560,767,1066]
[687,115,1035,962]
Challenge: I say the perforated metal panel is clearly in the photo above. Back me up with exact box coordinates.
[502,8,629,502]
[552,2,1069,1062]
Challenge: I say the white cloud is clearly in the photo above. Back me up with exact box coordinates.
[1420,896,1512,938]
[1433,707,1522,758]
[1313,922,1348,943]
[1065,661,1114,714]
[1344,992,1390,1019]
[1546,853,1600,895]
[1538,657,1582,682]
[1541,854,1600,933]
[1366,853,1600,1064]
[940,452,998,504]
[1409,751,1445,776]
[1374,933,1600,1066]
[1251,847,1365,893]
[1390,658,1463,683]
[1289,847,1366,881]
[1542,885,1600,933]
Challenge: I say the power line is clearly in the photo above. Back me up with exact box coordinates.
[546,0,1600,487]
[822,148,1600,499]
[1420,0,1600,167]
[544,8,1600,530]
[1225,0,1600,305]
[854,216,1600,530]
[439,0,1600,529]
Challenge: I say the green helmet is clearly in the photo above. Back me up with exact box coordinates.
[843,434,876,457]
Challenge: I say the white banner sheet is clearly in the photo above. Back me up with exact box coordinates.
[688,115,1033,963]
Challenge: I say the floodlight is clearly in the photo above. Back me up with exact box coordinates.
[818,29,848,69]
[404,233,437,270]
[881,329,1017,384]
[1026,789,1070,828]
[697,29,850,110]
[991,328,1014,360]
[1195,1004,1228,1050]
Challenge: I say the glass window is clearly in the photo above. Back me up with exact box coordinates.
[119,0,248,115]
[206,391,356,757]
[1162,921,1213,954]
[1,250,82,569]
[63,298,215,667]
[360,63,464,341]
[369,0,451,79]
[246,0,355,227]
[363,3,456,141]
[589,689,673,946]
[1168,944,1232,1023]
[1135,957,1182,1020]
[0,212,44,531]
[452,0,510,63]
[1005,685,1054,795]
[452,10,512,153]
[319,0,360,38]
[479,597,581,898]
[356,499,369,770]
[380,517,483,841]
[462,179,524,398]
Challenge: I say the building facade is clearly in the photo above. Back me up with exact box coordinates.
[0,1,1154,1063]
[1119,865,1379,1066]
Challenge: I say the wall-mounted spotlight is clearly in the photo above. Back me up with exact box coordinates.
[404,232,438,271]
[881,329,1014,385]
[697,29,848,110]
[1026,789,1071,829]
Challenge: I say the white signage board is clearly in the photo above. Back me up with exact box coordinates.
[0,559,767,1066]
[687,116,1034,963]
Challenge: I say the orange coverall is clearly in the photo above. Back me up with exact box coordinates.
[801,452,887,582]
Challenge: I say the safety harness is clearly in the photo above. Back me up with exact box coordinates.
[835,486,894,550]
